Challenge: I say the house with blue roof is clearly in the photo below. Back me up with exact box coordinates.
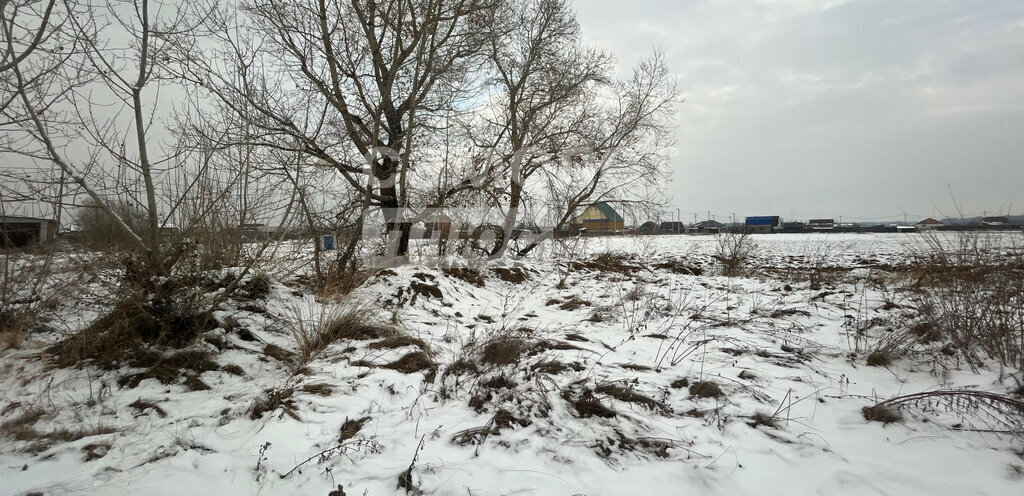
[744,215,781,234]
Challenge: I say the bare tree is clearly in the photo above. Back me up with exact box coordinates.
[1,0,222,277]
[187,0,495,262]
[478,0,679,257]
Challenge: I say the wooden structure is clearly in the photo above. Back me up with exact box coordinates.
[571,202,624,232]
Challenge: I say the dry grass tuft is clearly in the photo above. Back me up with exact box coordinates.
[865,389,1024,436]
[0,406,47,437]
[619,363,652,372]
[480,375,517,390]
[569,394,617,418]
[249,387,298,420]
[531,360,583,375]
[368,335,428,351]
[747,411,777,428]
[866,351,893,367]
[533,340,582,352]
[480,337,531,366]
[356,350,438,383]
[117,349,218,388]
[128,398,167,418]
[409,280,443,300]
[382,351,437,382]
[443,267,485,287]
[594,433,678,459]
[443,358,480,376]
[339,416,370,442]
[558,297,592,311]
[491,267,529,284]
[595,383,669,413]
[283,301,397,363]
[689,381,724,398]
[862,404,902,423]
[82,442,112,462]
[0,407,116,454]
[184,375,211,391]
[653,259,704,276]
[0,306,36,352]
[300,383,334,396]
[570,252,639,275]
[261,344,293,363]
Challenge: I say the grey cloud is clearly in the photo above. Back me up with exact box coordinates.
[576,0,1024,221]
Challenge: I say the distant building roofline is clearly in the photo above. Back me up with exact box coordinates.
[0,216,56,223]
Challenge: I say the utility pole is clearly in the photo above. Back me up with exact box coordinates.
[676,208,680,234]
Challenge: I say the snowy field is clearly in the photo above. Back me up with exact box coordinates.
[1,233,1023,495]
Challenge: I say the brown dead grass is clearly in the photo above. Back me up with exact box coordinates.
[564,390,617,418]
[491,267,529,284]
[286,304,397,363]
[0,407,116,454]
[383,351,437,381]
[369,335,428,351]
[558,297,592,311]
[249,387,298,420]
[862,404,902,423]
[570,252,640,275]
[531,360,584,375]
[480,337,532,366]
[49,279,218,370]
[595,383,668,413]
[689,381,724,398]
[355,351,438,383]
[117,349,219,389]
[128,398,168,418]
[443,358,480,377]
[300,383,334,396]
[443,267,485,287]
[339,416,370,442]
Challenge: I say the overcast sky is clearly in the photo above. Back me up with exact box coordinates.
[575,0,1024,223]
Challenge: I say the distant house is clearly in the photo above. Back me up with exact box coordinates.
[688,219,725,234]
[637,221,659,233]
[420,212,454,240]
[241,223,283,240]
[745,216,781,234]
[781,221,807,233]
[659,221,685,233]
[982,216,1010,226]
[571,202,624,232]
[808,218,835,231]
[0,216,58,248]
[915,218,944,231]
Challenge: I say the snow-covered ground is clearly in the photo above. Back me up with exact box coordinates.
[1,233,1023,495]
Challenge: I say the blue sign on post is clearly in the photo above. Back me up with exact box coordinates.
[320,235,336,251]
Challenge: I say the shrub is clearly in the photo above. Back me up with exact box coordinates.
[864,389,1024,438]
[49,277,216,369]
[714,232,756,277]
[281,300,396,363]
[910,232,1024,371]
